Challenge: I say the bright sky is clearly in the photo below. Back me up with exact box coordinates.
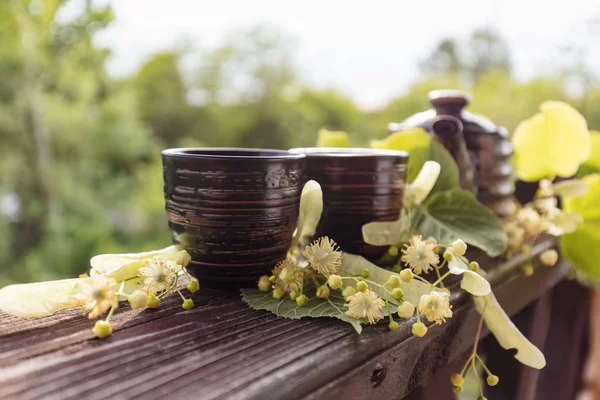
[85,0,598,109]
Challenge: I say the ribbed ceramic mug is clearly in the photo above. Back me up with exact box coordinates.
[289,147,408,261]
[161,148,306,288]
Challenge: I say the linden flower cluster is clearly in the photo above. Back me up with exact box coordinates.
[258,236,342,306]
[503,178,584,275]
[75,249,198,339]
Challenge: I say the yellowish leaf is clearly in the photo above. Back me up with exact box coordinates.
[512,101,590,181]
[291,180,323,248]
[316,128,351,147]
[474,292,546,369]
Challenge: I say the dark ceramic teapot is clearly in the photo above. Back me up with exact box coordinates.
[388,90,515,217]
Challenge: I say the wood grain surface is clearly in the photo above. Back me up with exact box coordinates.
[0,239,567,400]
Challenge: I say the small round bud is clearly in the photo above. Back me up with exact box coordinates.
[175,250,192,267]
[412,322,427,337]
[182,299,195,310]
[147,294,160,308]
[391,288,404,301]
[452,386,463,394]
[92,320,112,338]
[469,261,480,272]
[356,281,368,292]
[397,301,415,318]
[388,246,399,257]
[296,294,309,306]
[328,274,343,290]
[268,275,277,282]
[522,264,534,277]
[450,239,467,256]
[258,275,271,292]
[400,269,413,283]
[289,290,300,300]
[539,249,558,267]
[443,251,453,261]
[128,290,148,310]
[387,275,401,288]
[361,268,369,278]
[187,280,200,293]
[486,374,499,386]
[317,285,330,299]
[450,373,464,387]
[273,287,285,299]
[342,286,357,299]
[388,321,399,331]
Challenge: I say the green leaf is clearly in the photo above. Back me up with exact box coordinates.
[0,277,90,318]
[372,128,459,193]
[561,174,600,285]
[411,189,507,256]
[241,287,364,333]
[512,101,591,181]
[339,253,433,305]
[474,292,546,369]
[315,128,351,147]
[290,180,323,249]
[578,131,600,178]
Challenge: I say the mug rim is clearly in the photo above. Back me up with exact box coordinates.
[162,147,306,160]
[289,147,409,160]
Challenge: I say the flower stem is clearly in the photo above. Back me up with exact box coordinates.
[431,271,451,287]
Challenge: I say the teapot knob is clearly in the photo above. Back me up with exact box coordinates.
[429,90,471,114]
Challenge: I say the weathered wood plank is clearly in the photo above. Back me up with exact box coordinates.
[0,239,568,400]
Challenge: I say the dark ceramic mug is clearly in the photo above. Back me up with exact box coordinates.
[161,148,306,288]
[289,147,408,261]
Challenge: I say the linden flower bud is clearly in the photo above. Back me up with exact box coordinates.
[361,268,369,278]
[389,321,399,331]
[317,285,330,299]
[296,294,309,306]
[400,269,413,283]
[539,249,558,267]
[258,275,271,292]
[328,274,343,290]
[450,239,467,256]
[453,386,463,394]
[273,287,285,300]
[387,275,401,288]
[469,261,480,272]
[128,290,149,310]
[92,320,112,339]
[187,280,200,293]
[342,286,357,299]
[269,275,277,282]
[388,246,399,257]
[147,294,160,308]
[289,290,300,300]
[450,373,464,387]
[412,322,427,337]
[398,301,415,318]
[486,375,499,386]
[175,250,192,267]
[356,281,368,292]
[522,264,534,277]
[391,288,404,301]
[443,251,453,261]
[182,299,194,310]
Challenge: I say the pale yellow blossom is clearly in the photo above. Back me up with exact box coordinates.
[401,235,439,275]
[74,275,119,319]
[272,258,304,294]
[344,289,385,325]
[138,257,177,293]
[306,237,343,276]
[419,291,453,325]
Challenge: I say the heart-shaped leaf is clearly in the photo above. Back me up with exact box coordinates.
[411,189,507,256]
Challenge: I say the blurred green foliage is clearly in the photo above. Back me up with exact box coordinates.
[0,0,599,285]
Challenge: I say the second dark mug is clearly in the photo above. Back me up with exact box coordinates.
[289,147,409,260]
